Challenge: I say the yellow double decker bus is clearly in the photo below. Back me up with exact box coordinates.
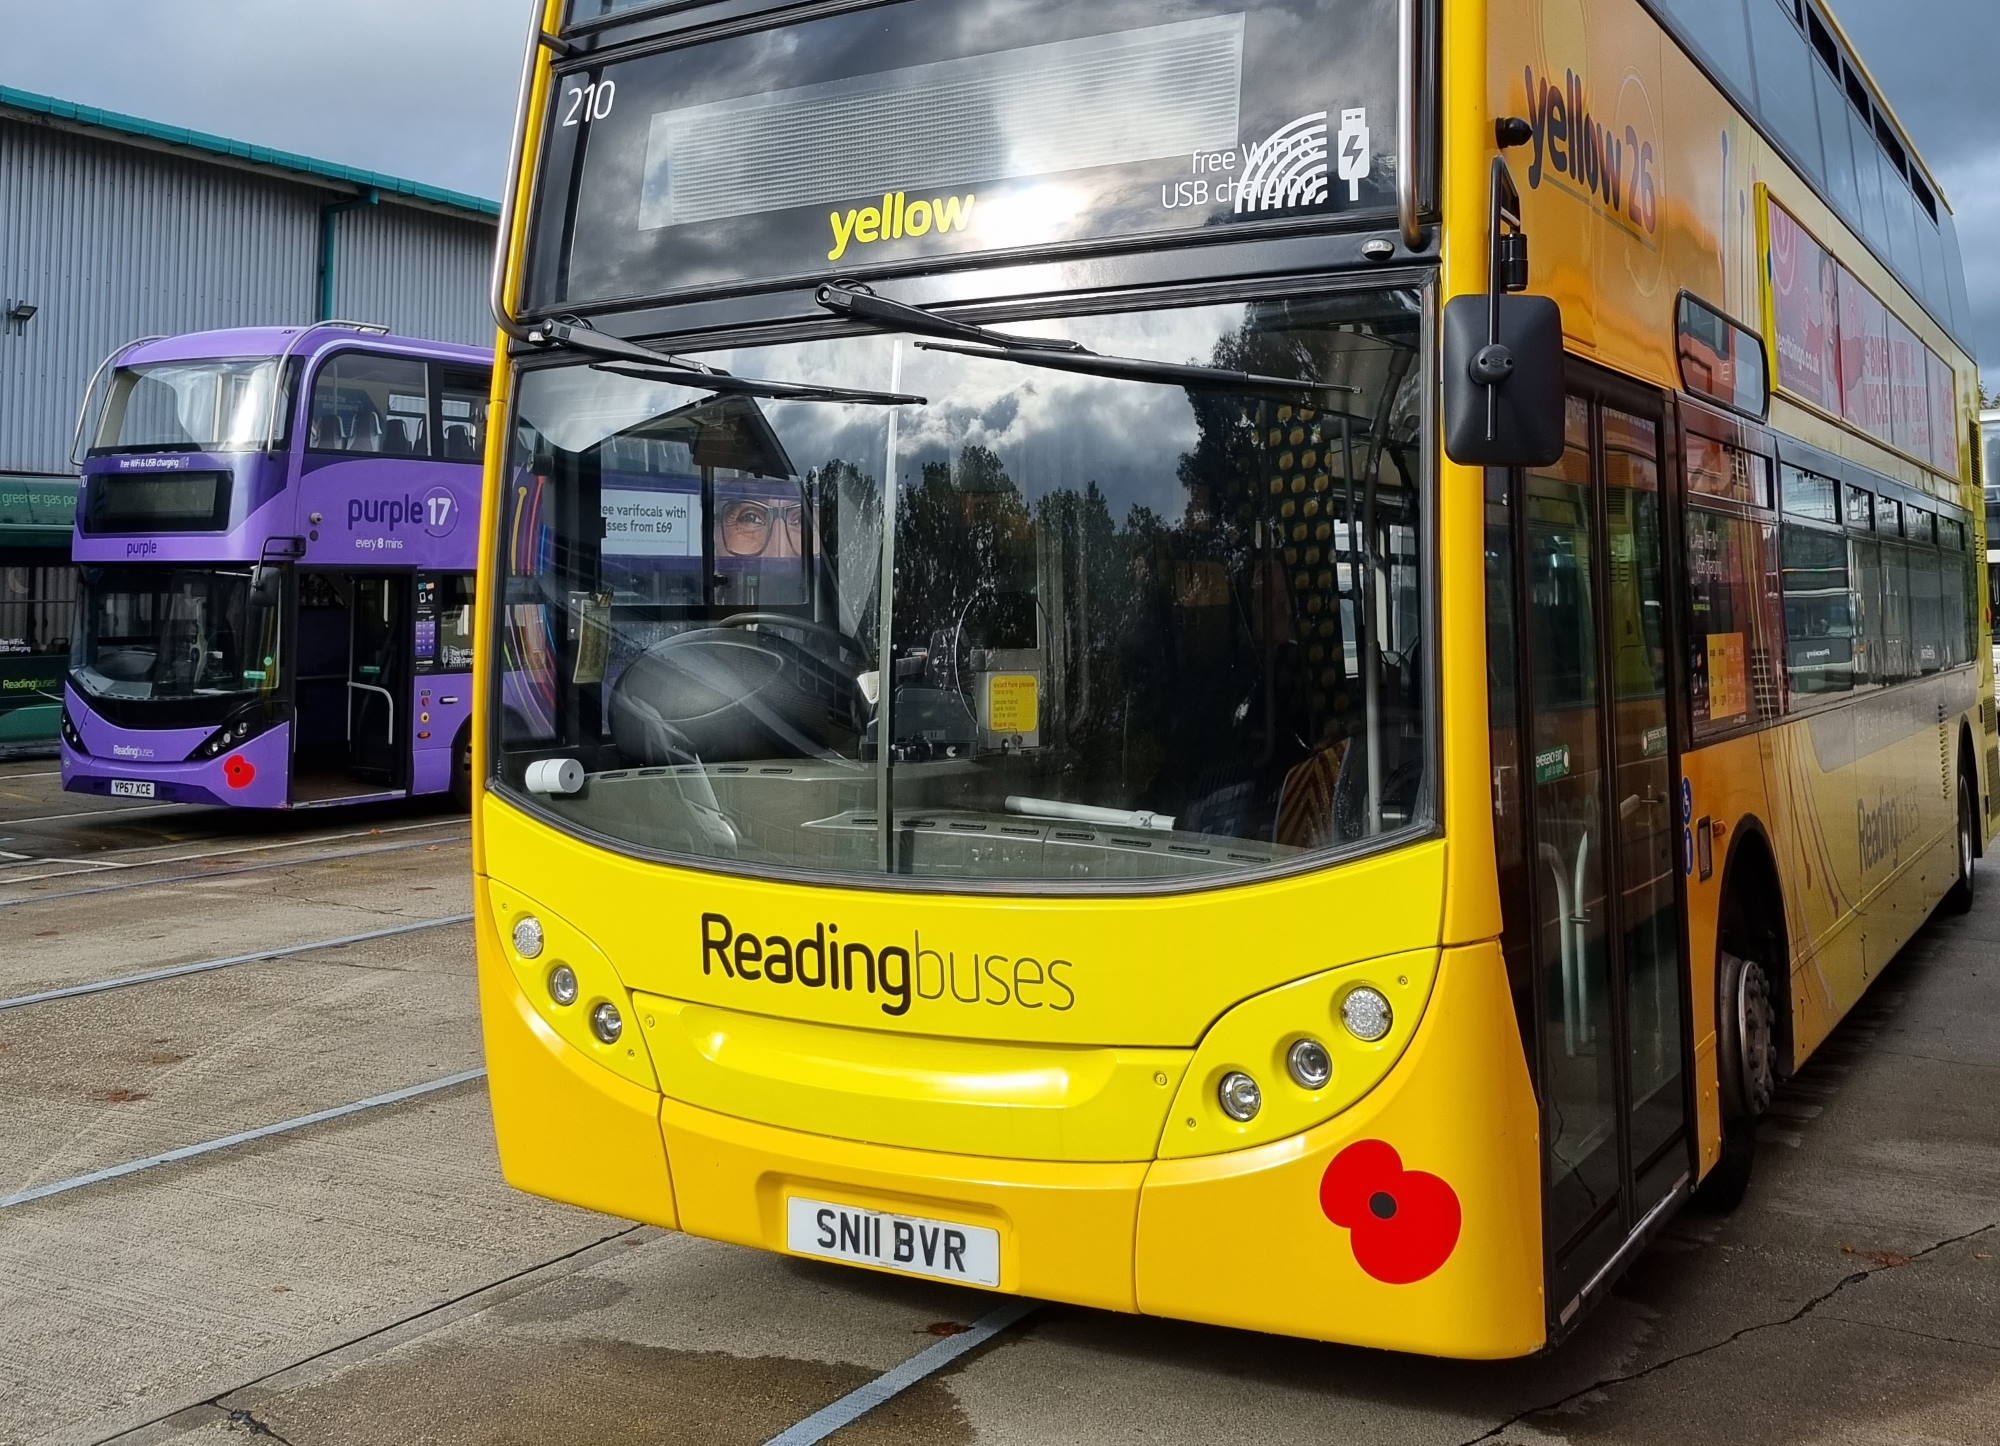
[474,0,1993,1356]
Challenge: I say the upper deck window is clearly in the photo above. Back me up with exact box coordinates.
[528,0,1405,308]
[310,353,431,456]
[436,370,490,463]
[93,358,290,454]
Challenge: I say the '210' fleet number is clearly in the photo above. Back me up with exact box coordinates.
[561,82,616,126]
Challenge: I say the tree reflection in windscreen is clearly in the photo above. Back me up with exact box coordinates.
[501,289,1428,885]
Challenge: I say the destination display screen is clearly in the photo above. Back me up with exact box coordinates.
[81,472,231,534]
[527,0,1402,307]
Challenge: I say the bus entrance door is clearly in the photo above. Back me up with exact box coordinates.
[1492,382,1691,1332]
[345,575,408,788]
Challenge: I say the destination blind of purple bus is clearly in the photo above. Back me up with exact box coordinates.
[531,2,1404,306]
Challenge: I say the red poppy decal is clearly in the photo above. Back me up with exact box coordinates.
[223,755,256,789]
[1319,1139,1462,1285]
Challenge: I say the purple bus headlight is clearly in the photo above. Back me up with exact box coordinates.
[61,708,84,752]
[190,704,287,761]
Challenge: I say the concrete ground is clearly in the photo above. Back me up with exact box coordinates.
[0,756,1993,1446]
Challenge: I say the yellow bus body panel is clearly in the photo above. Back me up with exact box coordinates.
[477,817,1546,1354]
[1136,941,1543,1356]
[478,798,1448,1050]
[475,904,679,1229]
[660,1100,1149,1314]
[636,994,1190,1162]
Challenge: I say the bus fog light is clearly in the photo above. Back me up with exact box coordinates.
[1341,987,1393,1042]
[547,964,578,1006]
[1218,1071,1262,1121]
[512,916,544,959]
[1286,1037,1334,1089]
[590,1001,623,1044]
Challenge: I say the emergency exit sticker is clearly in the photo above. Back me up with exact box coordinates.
[987,674,1039,734]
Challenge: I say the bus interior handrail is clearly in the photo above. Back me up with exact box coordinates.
[263,320,391,452]
[69,335,167,466]
[346,681,395,743]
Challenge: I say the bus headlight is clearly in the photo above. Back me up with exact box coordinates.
[590,1001,624,1044]
[1218,1070,1262,1121]
[190,705,283,759]
[546,963,578,1006]
[1340,987,1393,1042]
[1286,1037,1334,1089]
[512,916,544,959]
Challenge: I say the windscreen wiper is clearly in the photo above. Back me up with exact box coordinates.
[534,316,925,405]
[817,281,1085,353]
[592,363,924,407]
[817,281,1356,400]
[527,317,718,372]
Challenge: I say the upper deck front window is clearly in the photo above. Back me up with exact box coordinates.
[530,0,1405,307]
[93,359,290,454]
[495,285,1430,889]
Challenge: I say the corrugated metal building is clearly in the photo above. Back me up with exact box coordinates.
[0,86,499,480]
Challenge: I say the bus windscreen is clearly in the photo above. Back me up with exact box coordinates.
[529,0,1402,307]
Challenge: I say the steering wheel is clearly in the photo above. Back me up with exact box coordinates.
[716,612,872,667]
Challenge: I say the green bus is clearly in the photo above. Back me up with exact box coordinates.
[0,476,80,755]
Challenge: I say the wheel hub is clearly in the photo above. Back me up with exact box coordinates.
[1741,965,1777,1118]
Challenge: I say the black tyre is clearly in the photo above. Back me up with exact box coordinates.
[450,727,474,812]
[1694,949,1777,1213]
[1944,768,1977,916]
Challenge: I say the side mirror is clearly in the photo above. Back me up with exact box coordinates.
[1442,294,1566,467]
[250,564,283,607]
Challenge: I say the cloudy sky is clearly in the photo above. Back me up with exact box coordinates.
[3,0,1993,388]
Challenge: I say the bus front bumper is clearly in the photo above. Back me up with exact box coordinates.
[477,910,1545,1358]
[61,724,292,809]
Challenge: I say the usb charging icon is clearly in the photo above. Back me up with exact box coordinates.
[1337,108,1371,202]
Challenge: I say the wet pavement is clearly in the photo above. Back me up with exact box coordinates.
[0,757,1993,1446]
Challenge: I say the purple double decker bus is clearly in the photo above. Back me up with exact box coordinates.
[62,323,491,809]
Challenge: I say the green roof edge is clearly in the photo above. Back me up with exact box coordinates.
[0,86,500,219]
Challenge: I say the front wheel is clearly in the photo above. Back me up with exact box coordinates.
[1944,768,1977,916]
[1694,949,1776,1212]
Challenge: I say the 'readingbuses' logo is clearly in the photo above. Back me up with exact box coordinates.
[1234,110,1332,215]
[700,912,1076,1018]
[1858,788,1920,872]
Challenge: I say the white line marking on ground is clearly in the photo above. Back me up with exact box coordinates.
[0,913,474,1011]
[0,834,469,909]
[0,1069,488,1209]
[759,1300,1038,1446]
[0,815,465,882]
[2,802,184,824]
